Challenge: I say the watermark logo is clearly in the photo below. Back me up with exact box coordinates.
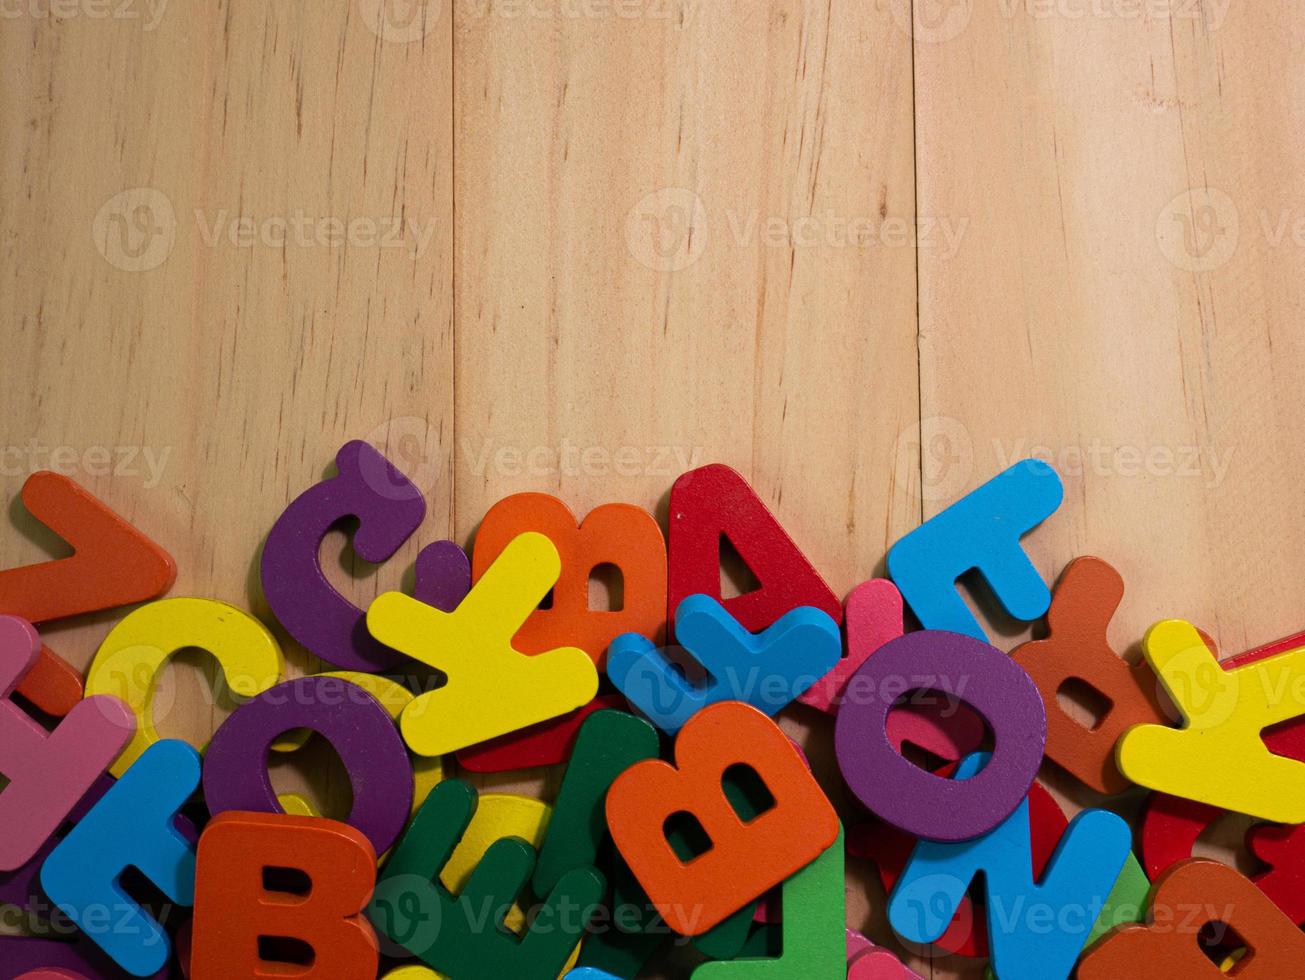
[890,426,1236,503]
[893,416,975,503]
[1156,187,1239,272]
[999,0,1232,28]
[368,875,444,957]
[890,0,974,44]
[93,188,176,273]
[359,0,441,42]
[625,188,708,272]
[624,189,966,272]
[365,416,445,496]
[889,0,1230,42]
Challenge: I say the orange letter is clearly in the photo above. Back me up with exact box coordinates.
[191,812,379,980]
[471,492,666,665]
[606,701,838,934]
[1079,860,1305,979]
[1010,558,1168,794]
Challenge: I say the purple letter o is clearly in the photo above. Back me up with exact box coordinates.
[203,676,414,854]
[834,630,1046,841]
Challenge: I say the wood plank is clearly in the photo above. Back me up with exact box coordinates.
[915,3,1305,649]
[14,1,1298,974]
[0,0,454,818]
[453,0,917,578]
[914,5,1304,973]
[453,0,919,964]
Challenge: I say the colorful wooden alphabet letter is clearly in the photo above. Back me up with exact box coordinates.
[0,616,135,871]
[848,948,924,980]
[367,531,600,756]
[533,709,661,898]
[41,740,200,977]
[371,780,605,980]
[606,701,839,934]
[1010,557,1169,794]
[458,693,629,773]
[889,754,1132,980]
[798,579,984,759]
[270,671,442,824]
[0,773,110,915]
[666,464,841,635]
[845,930,925,980]
[835,630,1046,841]
[798,578,903,715]
[1078,860,1305,979]
[85,597,284,777]
[1117,619,1305,822]
[439,792,553,935]
[608,595,841,735]
[1136,629,1305,922]
[885,460,1063,640]
[260,440,427,672]
[1141,791,1305,926]
[203,676,413,855]
[0,471,176,716]
[853,771,1081,959]
[454,493,664,772]
[1247,821,1305,927]
[0,936,168,980]
[470,492,667,664]
[693,830,847,979]
[382,969,440,980]
[411,537,474,612]
[191,812,379,980]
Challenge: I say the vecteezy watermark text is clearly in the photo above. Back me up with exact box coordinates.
[993,438,1235,488]
[1,440,170,489]
[723,209,968,258]
[623,189,968,272]
[0,0,169,30]
[193,209,437,257]
[463,439,705,479]
[894,0,1232,45]
[458,0,687,22]
[93,189,439,273]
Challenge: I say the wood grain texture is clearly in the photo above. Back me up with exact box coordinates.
[2,0,1301,976]
[0,0,454,812]
[914,1,1305,654]
[911,5,1305,973]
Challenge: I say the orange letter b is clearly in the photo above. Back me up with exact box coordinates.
[191,812,379,980]
[606,701,839,934]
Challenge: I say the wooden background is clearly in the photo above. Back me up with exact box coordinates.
[2,0,1300,975]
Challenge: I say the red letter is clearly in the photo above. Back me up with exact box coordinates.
[667,464,840,636]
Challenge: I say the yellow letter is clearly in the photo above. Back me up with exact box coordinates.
[1117,619,1305,822]
[367,532,598,757]
[85,597,283,777]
